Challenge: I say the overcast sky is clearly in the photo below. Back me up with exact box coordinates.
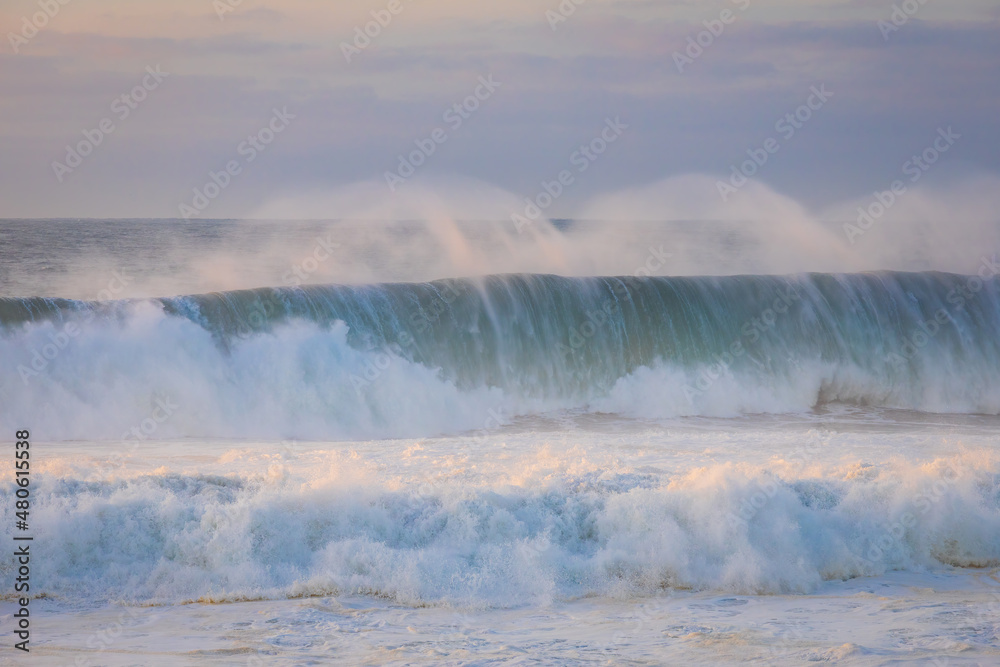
[1,0,998,219]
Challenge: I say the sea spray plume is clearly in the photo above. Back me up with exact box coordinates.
[248,176,574,282]
[574,174,855,274]
[8,174,1000,301]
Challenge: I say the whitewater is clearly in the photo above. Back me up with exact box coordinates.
[4,271,1000,440]
[1,219,999,665]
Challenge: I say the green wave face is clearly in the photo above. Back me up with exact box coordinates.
[2,271,999,436]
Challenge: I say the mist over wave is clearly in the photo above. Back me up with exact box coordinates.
[5,174,1000,302]
[2,271,999,441]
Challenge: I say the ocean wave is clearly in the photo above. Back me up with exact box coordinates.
[2,453,997,606]
[1,271,999,439]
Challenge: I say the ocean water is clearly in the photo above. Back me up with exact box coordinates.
[1,219,999,665]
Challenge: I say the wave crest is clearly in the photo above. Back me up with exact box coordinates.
[2,271,999,439]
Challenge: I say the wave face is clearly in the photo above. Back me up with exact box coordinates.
[2,271,1000,439]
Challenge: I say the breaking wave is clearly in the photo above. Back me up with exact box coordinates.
[1,271,999,440]
[2,452,998,605]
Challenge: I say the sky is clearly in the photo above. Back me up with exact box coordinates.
[1,0,998,219]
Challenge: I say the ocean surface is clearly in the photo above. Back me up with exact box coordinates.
[1,219,999,665]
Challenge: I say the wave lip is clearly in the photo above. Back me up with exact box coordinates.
[1,271,999,440]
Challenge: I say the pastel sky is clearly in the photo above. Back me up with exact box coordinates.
[1,0,998,218]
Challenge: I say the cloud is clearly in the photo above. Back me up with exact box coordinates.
[2,6,1000,217]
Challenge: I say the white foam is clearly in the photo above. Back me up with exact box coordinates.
[5,441,997,607]
[0,306,511,442]
[5,304,999,444]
